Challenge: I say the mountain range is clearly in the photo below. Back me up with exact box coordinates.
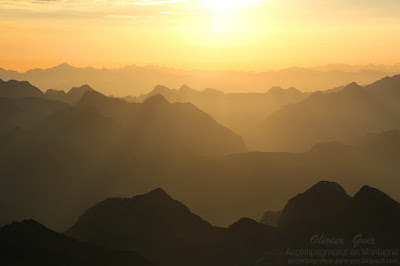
[258,74,400,151]
[4,181,396,266]
[124,84,311,144]
[1,77,400,231]
[2,120,400,232]
[2,72,400,264]
[1,63,399,96]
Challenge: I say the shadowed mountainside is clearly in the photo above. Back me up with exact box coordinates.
[0,220,153,266]
[65,183,400,265]
[0,78,43,98]
[257,75,400,151]
[66,189,232,266]
[1,124,400,231]
[45,84,93,104]
[1,79,400,234]
[124,85,311,146]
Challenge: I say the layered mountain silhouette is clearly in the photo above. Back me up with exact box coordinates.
[0,79,245,156]
[1,63,398,95]
[0,97,68,133]
[277,181,400,247]
[126,84,310,145]
[258,74,400,151]
[1,122,400,232]
[66,188,280,266]
[3,183,397,265]
[0,79,43,98]
[45,84,93,104]
[279,181,350,228]
[74,90,246,155]
[0,220,152,266]
[0,80,247,230]
[2,78,400,237]
[65,184,399,265]
[66,189,229,266]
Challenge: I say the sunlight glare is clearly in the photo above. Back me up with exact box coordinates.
[202,0,263,12]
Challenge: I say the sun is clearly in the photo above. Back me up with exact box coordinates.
[202,0,262,12]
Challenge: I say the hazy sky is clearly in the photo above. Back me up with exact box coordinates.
[1,0,400,71]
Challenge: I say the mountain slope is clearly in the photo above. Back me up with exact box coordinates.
[77,90,247,155]
[0,79,43,98]
[45,84,93,104]
[128,84,310,147]
[66,189,226,266]
[0,220,153,266]
[0,87,246,230]
[66,184,400,265]
[278,182,400,240]
[0,96,68,133]
[67,189,281,266]
[279,181,350,227]
[259,75,400,151]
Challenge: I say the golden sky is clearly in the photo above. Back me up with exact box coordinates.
[1,0,400,71]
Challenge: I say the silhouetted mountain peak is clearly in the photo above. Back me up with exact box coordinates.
[68,84,93,95]
[0,79,44,98]
[66,188,214,258]
[280,181,350,227]
[228,218,276,238]
[353,185,398,206]
[286,87,301,94]
[6,79,31,87]
[350,185,400,230]
[365,74,400,94]
[143,94,169,105]
[371,74,400,85]
[179,84,194,93]
[62,84,95,104]
[55,62,73,70]
[77,90,129,112]
[1,219,46,233]
[151,85,171,95]
[267,86,285,94]
[229,218,262,230]
[143,188,171,199]
[308,181,348,195]
[342,81,363,92]
[78,90,107,103]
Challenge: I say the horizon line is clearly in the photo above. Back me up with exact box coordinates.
[2,61,400,74]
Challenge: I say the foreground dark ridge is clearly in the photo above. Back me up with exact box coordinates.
[3,181,398,266]
[63,181,400,266]
[0,219,153,266]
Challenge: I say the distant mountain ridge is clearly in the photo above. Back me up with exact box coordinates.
[1,62,399,96]
[125,84,311,147]
[45,84,93,104]
[258,74,400,151]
